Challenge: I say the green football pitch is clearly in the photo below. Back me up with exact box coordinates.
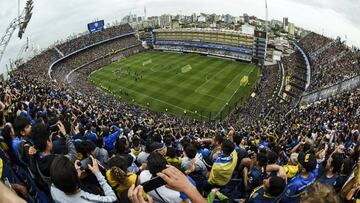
[90,51,259,120]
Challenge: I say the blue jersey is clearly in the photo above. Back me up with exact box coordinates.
[248,186,281,203]
[248,166,266,191]
[11,137,25,167]
[318,173,338,187]
[103,126,121,151]
[281,164,318,203]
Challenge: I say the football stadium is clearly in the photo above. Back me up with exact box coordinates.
[1,0,360,203]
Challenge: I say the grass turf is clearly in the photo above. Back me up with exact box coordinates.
[90,51,259,120]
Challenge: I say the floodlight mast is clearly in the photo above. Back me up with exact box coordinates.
[265,0,269,33]
[0,0,33,67]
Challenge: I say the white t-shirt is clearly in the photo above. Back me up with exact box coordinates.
[181,156,208,177]
[137,152,150,164]
[139,170,183,203]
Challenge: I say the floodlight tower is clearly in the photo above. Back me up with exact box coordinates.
[265,0,269,33]
[0,0,34,65]
[144,6,147,21]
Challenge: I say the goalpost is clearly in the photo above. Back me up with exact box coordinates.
[240,76,249,86]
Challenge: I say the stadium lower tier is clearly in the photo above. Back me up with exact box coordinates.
[153,40,253,62]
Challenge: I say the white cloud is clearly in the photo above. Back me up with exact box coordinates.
[0,0,359,73]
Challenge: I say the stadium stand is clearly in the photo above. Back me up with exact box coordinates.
[299,32,360,91]
[281,49,307,101]
[1,24,360,203]
[56,24,134,55]
[151,28,263,62]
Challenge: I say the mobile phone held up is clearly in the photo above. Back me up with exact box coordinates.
[78,157,93,171]
[49,123,59,133]
[141,176,167,193]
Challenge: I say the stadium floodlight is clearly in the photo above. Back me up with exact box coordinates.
[0,0,34,64]
[18,0,33,39]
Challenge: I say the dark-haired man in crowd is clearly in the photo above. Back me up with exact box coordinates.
[209,134,223,162]
[31,121,77,185]
[247,176,287,203]
[318,152,344,186]
[11,115,35,168]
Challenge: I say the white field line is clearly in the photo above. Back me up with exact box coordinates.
[196,91,227,102]
[195,64,251,104]
[194,66,229,93]
[215,87,239,118]
[225,64,251,89]
[102,82,208,119]
[215,67,256,118]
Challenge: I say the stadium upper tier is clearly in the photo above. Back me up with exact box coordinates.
[154,28,254,47]
[151,28,267,62]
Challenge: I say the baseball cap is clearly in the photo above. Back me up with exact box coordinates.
[298,152,317,172]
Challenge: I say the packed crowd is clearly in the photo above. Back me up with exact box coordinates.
[57,24,134,55]
[52,35,140,84]
[230,64,280,126]
[2,69,360,203]
[299,32,360,91]
[1,24,360,203]
[299,32,332,57]
[281,50,307,99]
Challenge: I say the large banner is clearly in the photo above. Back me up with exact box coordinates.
[87,20,105,33]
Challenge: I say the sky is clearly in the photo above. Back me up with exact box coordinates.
[0,0,360,74]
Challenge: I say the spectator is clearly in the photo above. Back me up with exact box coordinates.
[318,152,343,186]
[50,155,117,203]
[106,155,138,198]
[209,134,223,163]
[281,152,318,202]
[301,182,341,203]
[334,157,353,192]
[165,147,182,168]
[129,165,207,203]
[206,139,238,191]
[84,123,98,143]
[139,152,183,203]
[31,122,77,185]
[94,137,109,167]
[247,176,286,203]
[130,136,143,158]
[11,115,35,168]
